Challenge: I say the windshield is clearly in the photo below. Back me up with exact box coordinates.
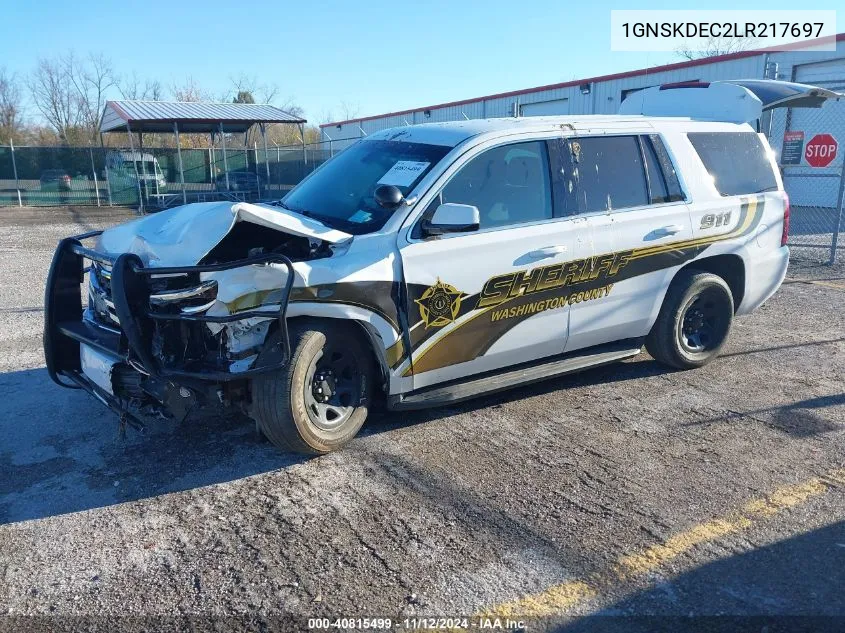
[281,139,451,234]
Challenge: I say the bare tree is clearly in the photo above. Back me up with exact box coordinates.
[302,125,321,144]
[67,52,116,136]
[249,99,305,146]
[233,90,255,104]
[118,72,162,101]
[339,101,361,121]
[0,67,24,143]
[320,101,361,126]
[26,124,62,146]
[228,73,279,104]
[676,36,759,60]
[318,108,336,126]
[28,56,80,142]
[318,101,360,129]
[171,76,212,102]
[223,74,308,146]
[27,52,116,143]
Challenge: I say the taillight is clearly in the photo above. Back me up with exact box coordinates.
[781,191,790,247]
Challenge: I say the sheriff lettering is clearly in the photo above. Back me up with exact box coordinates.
[478,250,633,308]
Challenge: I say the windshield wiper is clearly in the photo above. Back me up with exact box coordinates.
[274,200,315,218]
[274,201,359,232]
[278,203,333,225]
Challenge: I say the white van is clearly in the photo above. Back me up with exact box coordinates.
[45,80,839,454]
[105,150,167,201]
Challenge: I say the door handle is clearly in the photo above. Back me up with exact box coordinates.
[526,245,568,259]
[653,224,683,237]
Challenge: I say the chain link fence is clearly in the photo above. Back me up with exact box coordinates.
[766,94,845,264]
[0,142,336,210]
[3,111,845,263]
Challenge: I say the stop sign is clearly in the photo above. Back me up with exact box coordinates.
[804,134,838,168]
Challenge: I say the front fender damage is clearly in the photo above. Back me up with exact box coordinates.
[81,201,356,420]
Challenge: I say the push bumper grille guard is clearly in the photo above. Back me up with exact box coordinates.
[44,230,295,399]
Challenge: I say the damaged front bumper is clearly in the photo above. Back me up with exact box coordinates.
[44,230,294,426]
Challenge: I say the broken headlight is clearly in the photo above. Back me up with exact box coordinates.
[149,280,218,314]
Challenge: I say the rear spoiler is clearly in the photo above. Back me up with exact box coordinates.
[618,79,842,123]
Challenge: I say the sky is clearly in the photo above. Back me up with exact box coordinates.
[1,0,840,127]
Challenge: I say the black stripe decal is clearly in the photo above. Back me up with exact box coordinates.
[405,197,764,375]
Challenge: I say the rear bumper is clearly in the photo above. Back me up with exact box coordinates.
[44,232,295,401]
[736,245,790,316]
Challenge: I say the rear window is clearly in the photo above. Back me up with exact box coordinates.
[687,132,778,196]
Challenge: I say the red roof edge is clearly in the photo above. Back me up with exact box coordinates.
[106,100,132,123]
[320,32,844,129]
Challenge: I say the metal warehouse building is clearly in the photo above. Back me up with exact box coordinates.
[320,36,845,256]
[321,36,844,140]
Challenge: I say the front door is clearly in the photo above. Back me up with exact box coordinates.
[399,139,578,390]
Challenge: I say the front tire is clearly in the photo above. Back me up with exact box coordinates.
[252,321,373,454]
[645,270,734,370]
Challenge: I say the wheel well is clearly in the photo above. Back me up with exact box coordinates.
[679,255,745,311]
[282,315,389,397]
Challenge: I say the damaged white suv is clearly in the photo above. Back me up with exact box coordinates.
[46,80,828,454]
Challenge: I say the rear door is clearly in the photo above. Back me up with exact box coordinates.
[399,138,579,389]
[563,134,693,351]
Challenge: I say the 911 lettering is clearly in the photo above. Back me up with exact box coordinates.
[700,211,732,230]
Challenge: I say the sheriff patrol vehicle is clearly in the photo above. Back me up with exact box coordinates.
[44,80,839,454]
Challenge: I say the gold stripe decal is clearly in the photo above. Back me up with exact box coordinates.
[406,196,765,376]
[385,338,405,368]
[630,197,757,259]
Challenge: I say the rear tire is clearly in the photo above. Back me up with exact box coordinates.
[252,321,373,454]
[645,270,734,370]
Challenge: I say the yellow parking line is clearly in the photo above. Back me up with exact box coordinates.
[742,478,829,517]
[808,280,845,291]
[617,516,751,577]
[483,581,596,619]
[482,469,844,618]
[784,278,845,291]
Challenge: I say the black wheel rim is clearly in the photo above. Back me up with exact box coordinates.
[679,288,729,354]
[304,342,360,431]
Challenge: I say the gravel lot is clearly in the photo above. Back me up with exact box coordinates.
[1,206,844,632]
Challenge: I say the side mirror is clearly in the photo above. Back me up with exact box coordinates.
[374,184,404,209]
[422,203,480,236]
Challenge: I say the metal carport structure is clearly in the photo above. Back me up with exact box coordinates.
[100,100,307,212]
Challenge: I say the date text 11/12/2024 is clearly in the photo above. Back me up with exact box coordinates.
[307,617,527,630]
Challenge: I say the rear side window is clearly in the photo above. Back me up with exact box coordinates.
[687,132,778,196]
[644,135,685,203]
[568,136,649,213]
[642,137,669,203]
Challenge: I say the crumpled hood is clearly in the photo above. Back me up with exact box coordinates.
[95,201,352,267]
